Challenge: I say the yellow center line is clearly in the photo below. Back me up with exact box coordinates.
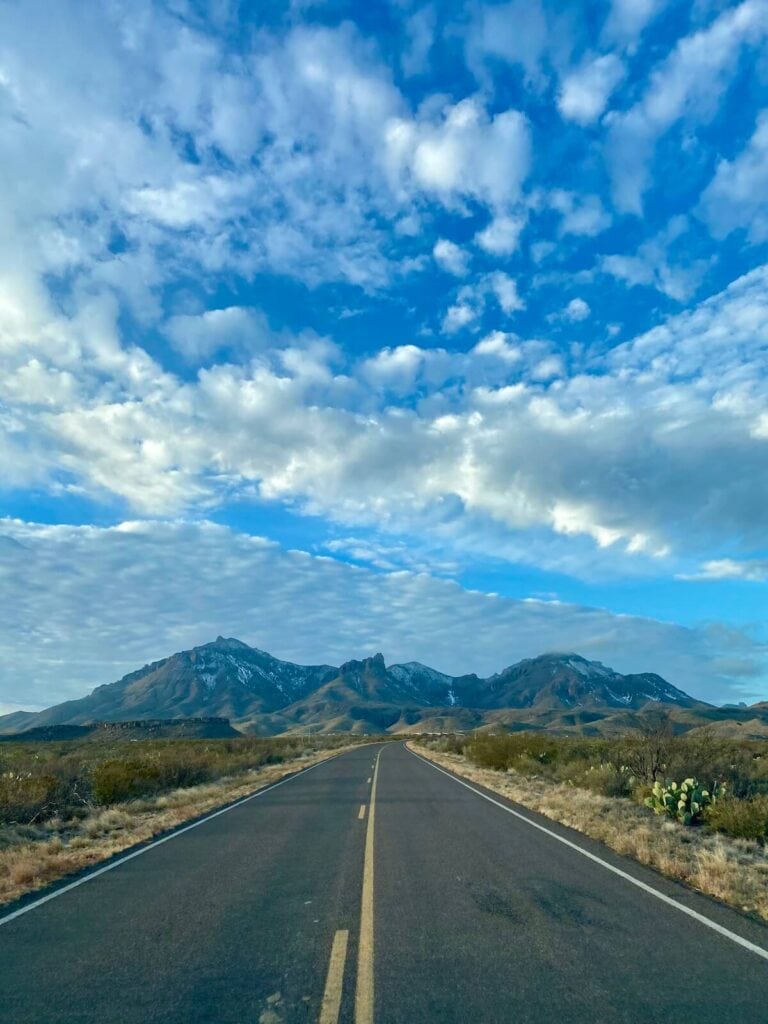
[318,929,349,1024]
[358,804,366,820]
[355,748,381,1024]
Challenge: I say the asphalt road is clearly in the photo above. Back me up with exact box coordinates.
[2,741,768,1023]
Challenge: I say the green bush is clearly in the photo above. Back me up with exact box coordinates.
[644,777,724,825]
[0,733,372,824]
[91,760,164,804]
[575,764,635,798]
[0,772,58,823]
[467,733,560,773]
[705,794,768,841]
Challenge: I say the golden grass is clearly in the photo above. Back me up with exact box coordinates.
[410,742,768,921]
[0,745,358,908]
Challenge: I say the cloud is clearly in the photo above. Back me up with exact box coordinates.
[387,96,530,210]
[433,238,470,276]
[700,110,768,243]
[602,0,669,46]
[0,0,767,602]
[488,272,525,314]
[683,559,768,582]
[601,216,710,300]
[474,213,526,255]
[465,0,548,84]
[164,307,271,362]
[563,298,591,321]
[558,53,625,125]
[400,5,437,77]
[0,518,763,709]
[4,258,768,567]
[440,272,525,332]
[607,1,768,212]
[549,191,611,237]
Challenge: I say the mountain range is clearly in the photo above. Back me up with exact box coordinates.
[2,635,742,738]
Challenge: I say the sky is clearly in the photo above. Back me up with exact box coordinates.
[1,0,767,713]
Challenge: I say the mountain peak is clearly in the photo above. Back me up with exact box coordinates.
[339,653,386,674]
[0,641,703,738]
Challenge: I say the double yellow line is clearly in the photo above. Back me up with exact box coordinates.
[355,749,381,1024]
[318,749,382,1024]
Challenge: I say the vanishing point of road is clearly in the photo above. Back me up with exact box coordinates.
[2,742,768,1023]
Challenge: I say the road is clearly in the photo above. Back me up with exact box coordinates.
[2,742,768,1023]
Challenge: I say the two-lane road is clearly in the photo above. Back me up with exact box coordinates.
[2,742,768,1022]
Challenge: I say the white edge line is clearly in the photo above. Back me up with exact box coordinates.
[0,752,344,928]
[410,748,768,963]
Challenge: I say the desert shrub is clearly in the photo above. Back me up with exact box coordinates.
[644,778,724,825]
[431,734,468,755]
[466,733,561,773]
[0,732,368,823]
[574,764,635,798]
[706,795,768,841]
[91,760,165,804]
[0,772,58,823]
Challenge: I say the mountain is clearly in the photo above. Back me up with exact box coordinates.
[472,653,698,711]
[0,638,712,737]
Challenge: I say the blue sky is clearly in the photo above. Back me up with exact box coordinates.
[1,0,768,711]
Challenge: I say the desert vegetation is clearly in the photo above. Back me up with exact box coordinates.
[413,716,768,919]
[0,733,374,905]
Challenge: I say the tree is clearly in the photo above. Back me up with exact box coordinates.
[622,710,676,783]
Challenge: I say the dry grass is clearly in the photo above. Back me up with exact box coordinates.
[410,742,768,921]
[0,745,358,907]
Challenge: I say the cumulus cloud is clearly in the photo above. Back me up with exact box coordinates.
[433,238,470,276]
[475,214,526,255]
[386,96,530,210]
[164,307,271,362]
[558,53,625,125]
[0,519,763,709]
[549,191,611,237]
[563,298,591,321]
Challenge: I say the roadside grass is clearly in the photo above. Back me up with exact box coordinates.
[0,736,372,907]
[410,734,768,921]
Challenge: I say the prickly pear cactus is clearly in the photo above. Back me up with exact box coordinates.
[644,777,725,825]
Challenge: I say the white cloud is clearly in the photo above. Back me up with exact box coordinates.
[487,272,525,314]
[0,518,763,709]
[601,216,710,300]
[164,307,271,362]
[387,96,530,210]
[471,331,522,363]
[5,262,768,565]
[558,53,625,125]
[442,287,482,333]
[607,1,768,212]
[700,110,768,242]
[401,5,437,77]
[465,0,548,84]
[683,558,768,581]
[549,190,611,236]
[474,213,526,255]
[602,0,669,46]
[563,298,591,321]
[433,238,470,276]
